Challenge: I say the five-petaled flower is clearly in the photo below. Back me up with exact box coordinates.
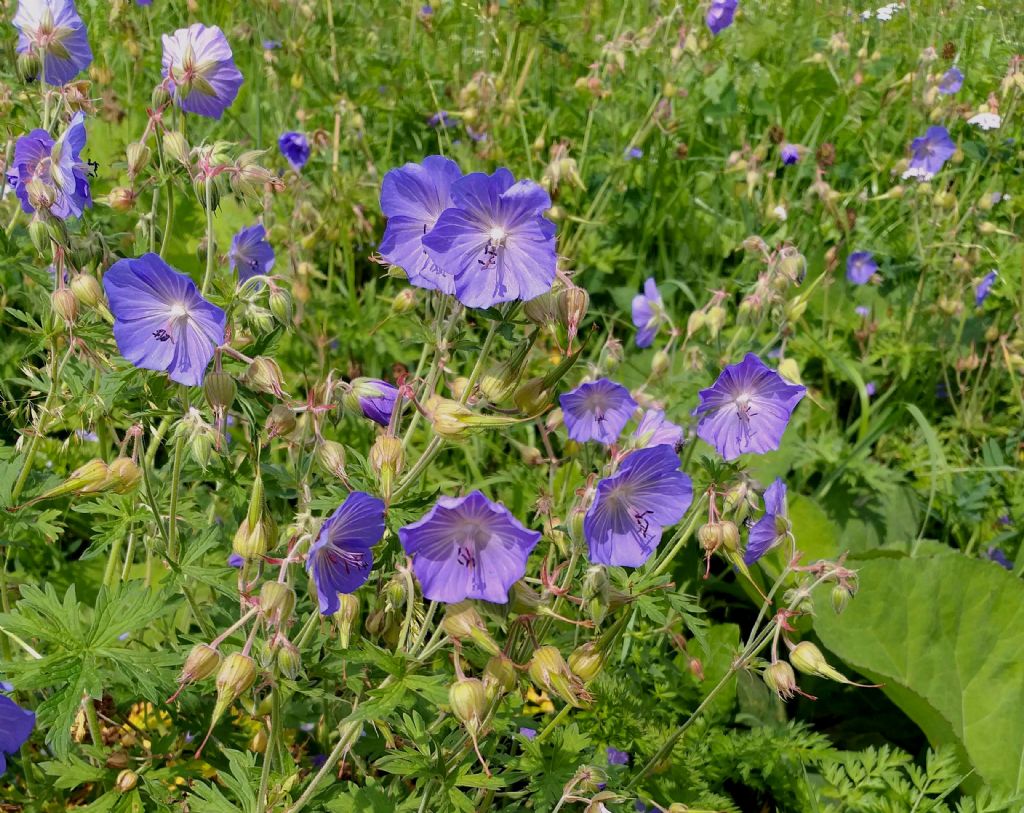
[278,131,311,172]
[975,270,997,306]
[692,354,806,461]
[7,112,91,220]
[584,445,693,567]
[13,0,93,85]
[744,479,790,564]
[846,250,878,285]
[938,67,963,94]
[306,492,386,614]
[161,23,244,119]
[345,378,400,427]
[905,125,955,180]
[706,0,738,35]
[631,277,665,349]
[633,409,683,450]
[103,253,227,387]
[560,378,638,445]
[399,491,541,604]
[229,224,275,283]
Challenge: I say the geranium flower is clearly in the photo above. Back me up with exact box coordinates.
[103,253,226,387]
[706,0,738,34]
[422,168,557,308]
[975,271,997,306]
[780,144,800,165]
[846,251,878,285]
[278,132,310,171]
[398,491,541,604]
[161,23,243,119]
[345,378,399,426]
[306,492,386,614]
[744,479,790,564]
[905,125,955,180]
[379,155,462,294]
[229,224,275,283]
[583,445,693,567]
[13,0,92,85]
[0,695,35,776]
[631,277,665,348]
[560,379,638,445]
[692,354,806,461]
[7,112,91,219]
[938,67,963,94]
[633,409,683,450]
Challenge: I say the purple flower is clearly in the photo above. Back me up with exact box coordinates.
[706,0,738,35]
[744,479,789,564]
[584,445,693,567]
[346,378,399,426]
[846,251,878,285]
[607,747,629,765]
[631,277,665,348]
[975,271,997,306]
[13,0,93,85]
[865,382,877,397]
[625,147,643,160]
[278,132,310,172]
[262,39,280,50]
[907,126,955,179]
[427,110,454,128]
[938,67,963,95]
[0,695,35,776]
[229,224,275,283]
[780,144,800,165]
[227,552,244,567]
[379,156,462,294]
[986,547,1012,570]
[103,253,226,387]
[161,24,243,119]
[855,305,870,318]
[306,492,386,614]
[560,379,638,445]
[520,727,537,739]
[7,112,91,219]
[633,409,683,450]
[693,354,806,461]
[136,0,152,5]
[998,514,1012,527]
[422,168,557,309]
[398,491,541,604]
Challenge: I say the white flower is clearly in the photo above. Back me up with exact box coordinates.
[772,205,788,221]
[901,167,935,181]
[967,112,1001,130]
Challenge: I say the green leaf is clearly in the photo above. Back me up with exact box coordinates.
[324,785,394,813]
[813,555,1024,793]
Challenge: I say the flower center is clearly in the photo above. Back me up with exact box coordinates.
[169,303,189,319]
[488,226,507,243]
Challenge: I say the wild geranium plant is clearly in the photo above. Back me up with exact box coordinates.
[2,1,1022,812]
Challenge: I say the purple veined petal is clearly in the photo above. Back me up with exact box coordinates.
[448,169,516,220]
[379,155,461,221]
[161,24,243,119]
[451,215,556,307]
[323,491,388,549]
[633,409,684,449]
[14,0,93,85]
[278,132,311,171]
[762,478,787,516]
[229,224,276,282]
[379,217,456,294]
[744,513,780,565]
[496,179,552,226]
[614,445,693,527]
[0,694,35,765]
[560,379,638,445]
[167,321,217,387]
[112,313,178,372]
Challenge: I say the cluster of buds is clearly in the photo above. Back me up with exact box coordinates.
[12,455,140,511]
[233,473,278,561]
[528,646,592,709]
[174,407,220,469]
[685,290,729,342]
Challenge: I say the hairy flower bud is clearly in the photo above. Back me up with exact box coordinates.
[51,288,79,325]
[391,287,416,313]
[568,641,605,684]
[483,654,517,697]
[523,289,561,327]
[650,349,670,378]
[316,440,347,481]
[232,514,277,560]
[334,593,360,649]
[115,769,138,793]
[830,585,852,615]
[126,141,151,177]
[242,357,288,398]
[528,646,592,709]
[268,288,293,325]
[65,459,111,495]
[441,602,501,655]
[276,639,302,679]
[788,641,850,684]
[763,660,799,700]
[697,522,723,553]
[265,404,297,439]
[513,377,551,415]
[162,131,190,166]
[260,581,296,626]
[449,677,488,735]
[70,273,104,308]
[180,644,222,685]
[203,371,237,412]
[106,457,141,494]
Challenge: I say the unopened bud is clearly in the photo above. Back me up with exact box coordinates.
[242,357,288,398]
[265,404,297,439]
[29,218,51,255]
[528,646,592,709]
[203,371,237,412]
[686,310,705,338]
[650,350,670,378]
[17,51,40,82]
[789,641,848,683]
[705,305,727,339]
[68,459,111,494]
[568,641,604,683]
[830,585,852,615]
[276,640,302,679]
[180,643,222,685]
[442,602,501,655]
[697,522,723,553]
[213,653,258,722]
[268,288,293,325]
[162,131,190,165]
[151,84,171,109]
[51,289,78,324]
[106,457,141,494]
[763,660,799,700]
[523,289,561,326]
[232,514,277,560]
[449,677,488,734]
[483,654,517,696]
[513,377,551,415]
[261,581,296,625]
[316,440,347,480]
[70,273,103,308]
[115,769,138,793]
[719,520,740,552]
[392,287,416,313]
[334,593,360,649]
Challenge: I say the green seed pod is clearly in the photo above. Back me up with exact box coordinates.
[106,457,141,494]
[269,288,293,325]
[334,593,360,649]
[483,654,517,696]
[51,289,78,325]
[203,371,237,412]
[528,646,592,709]
[180,644,222,684]
[260,581,296,625]
[449,677,488,734]
[788,641,848,683]
[719,520,740,553]
[70,273,104,308]
[276,640,302,679]
[568,641,604,684]
[232,515,276,560]
[316,440,347,481]
[441,602,501,656]
[697,522,723,553]
[265,404,297,439]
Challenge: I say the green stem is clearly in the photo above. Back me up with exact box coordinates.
[459,320,500,405]
[167,436,186,562]
[649,493,709,579]
[391,435,444,502]
[284,713,365,813]
[201,177,216,294]
[535,703,573,743]
[84,698,104,765]
[103,525,131,588]
[256,686,283,813]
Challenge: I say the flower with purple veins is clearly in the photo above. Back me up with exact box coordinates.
[744,479,790,564]
[422,168,557,309]
[780,144,800,165]
[584,445,693,567]
[0,695,35,776]
[906,126,956,180]
[693,353,806,461]
[7,112,91,219]
[607,747,629,765]
[161,23,243,119]
[560,378,638,445]
[975,271,997,306]
[306,492,386,614]
[631,277,665,348]
[278,132,310,172]
[846,251,878,285]
[938,67,963,94]
[229,224,275,283]
[13,0,93,85]
[103,253,226,387]
[398,491,541,604]
[379,155,462,294]
[633,409,683,450]
[706,0,738,35]
[346,378,399,427]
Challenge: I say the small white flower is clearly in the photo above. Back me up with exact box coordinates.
[772,205,788,221]
[901,167,935,181]
[967,112,1001,130]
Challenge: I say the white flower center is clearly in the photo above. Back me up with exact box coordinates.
[169,303,189,319]
[488,226,507,243]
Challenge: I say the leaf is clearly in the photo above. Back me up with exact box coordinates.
[324,785,394,813]
[813,555,1024,793]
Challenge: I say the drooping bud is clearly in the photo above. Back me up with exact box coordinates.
[126,141,151,177]
[697,522,723,554]
[51,289,78,325]
[316,440,347,481]
[370,435,405,500]
[788,641,854,685]
[558,285,589,345]
[763,660,799,700]
[70,273,104,308]
[508,580,543,614]
[528,646,592,709]
[441,602,501,656]
[719,520,740,553]
[29,217,51,255]
[265,404,297,439]
[242,357,288,398]
[180,644,222,685]
[106,457,141,494]
[276,639,302,679]
[195,652,258,755]
[232,514,277,561]
[151,83,171,109]
[483,654,517,697]
[523,289,561,327]
[115,769,139,793]
[391,287,416,313]
[268,288,293,325]
[513,377,551,414]
[581,566,610,626]
[162,131,190,166]
[650,349,670,378]
[705,305,727,339]
[334,593,360,649]
[568,641,605,684]
[203,371,237,413]
[479,335,536,404]
[383,574,406,613]
[16,51,40,82]
[260,581,296,626]
[830,585,852,615]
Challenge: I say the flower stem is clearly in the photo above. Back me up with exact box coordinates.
[256,685,283,813]
[201,177,216,294]
[459,319,500,405]
[166,435,186,562]
[649,493,709,579]
[284,712,365,813]
[535,702,573,743]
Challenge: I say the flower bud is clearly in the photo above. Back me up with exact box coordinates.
[763,660,799,700]
[582,566,610,625]
[558,285,589,343]
[126,141,151,177]
[686,310,705,338]
[370,435,405,475]
[203,370,237,412]
[509,580,542,614]
[27,179,56,211]
[334,593,360,649]
[697,522,723,553]
[523,289,561,326]
[513,377,551,415]
[391,287,416,313]
[66,459,111,495]
[242,357,288,398]
[70,273,104,308]
[483,654,517,696]
[162,131,190,166]
[17,51,40,82]
[265,404,297,439]
[108,187,138,211]
[830,585,852,615]
[181,643,222,685]
[568,641,605,683]
[427,397,475,440]
[260,581,296,625]
[719,520,740,552]
[316,440,347,480]
[650,349,670,378]
[151,84,171,108]
[106,457,141,494]
[269,288,293,325]
[232,514,277,560]
[115,769,138,793]
[528,646,592,709]
[705,305,727,339]
[449,677,488,735]
[789,641,850,684]
[51,289,78,325]
[276,639,302,679]
[441,602,501,655]
[383,574,406,612]
[29,218,51,255]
